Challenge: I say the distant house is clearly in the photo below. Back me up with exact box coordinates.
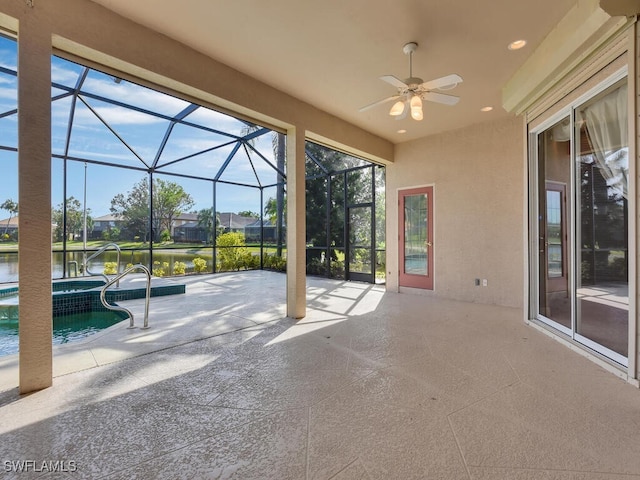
[171,213,198,232]
[0,215,19,237]
[244,219,281,244]
[0,216,58,241]
[173,213,267,244]
[169,213,200,241]
[218,212,257,233]
[173,221,207,243]
[92,211,270,243]
[91,213,123,239]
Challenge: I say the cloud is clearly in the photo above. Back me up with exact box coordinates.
[51,63,81,87]
[82,75,190,115]
[66,146,147,166]
[71,102,165,126]
[183,106,250,133]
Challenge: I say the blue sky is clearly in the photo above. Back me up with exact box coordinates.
[0,35,282,220]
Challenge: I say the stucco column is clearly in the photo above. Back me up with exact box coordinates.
[18,8,53,393]
[286,127,306,319]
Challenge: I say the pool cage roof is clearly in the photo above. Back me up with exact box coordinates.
[0,34,384,283]
[0,36,373,194]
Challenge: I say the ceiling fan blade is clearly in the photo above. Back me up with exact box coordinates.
[421,74,463,91]
[380,75,408,89]
[359,95,401,112]
[423,91,460,106]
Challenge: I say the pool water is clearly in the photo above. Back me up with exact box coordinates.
[0,310,126,357]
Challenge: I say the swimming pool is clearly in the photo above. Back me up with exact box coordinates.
[0,277,186,356]
[0,310,127,356]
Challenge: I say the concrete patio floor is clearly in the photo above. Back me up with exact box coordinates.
[0,270,639,479]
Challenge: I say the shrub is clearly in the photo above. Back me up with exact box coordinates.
[216,232,250,271]
[306,257,326,276]
[330,260,345,279]
[152,260,169,277]
[264,254,286,272]
[193,257,208,273]
[173,261,186,275]
[103,261,118,275]
[160,229,171,243]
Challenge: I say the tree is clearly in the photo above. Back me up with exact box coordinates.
[52,197,93,241]
[237,210,259,218]
[196,207,224,243]
[0,199,18,235]
[110,178,194,243]
[304,142,383,277]
[274,132,286,257]
[264,197,277,224]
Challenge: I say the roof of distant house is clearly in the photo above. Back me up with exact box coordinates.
[93,213,123,222]
[218,212,258,229]
[0,215,19,226]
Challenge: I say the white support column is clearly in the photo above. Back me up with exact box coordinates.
[286,127,306,319]
[18,9,53,393]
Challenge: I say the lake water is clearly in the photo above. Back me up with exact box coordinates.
[0,249,217,283]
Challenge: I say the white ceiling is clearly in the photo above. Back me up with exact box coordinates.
[90,0,577,144]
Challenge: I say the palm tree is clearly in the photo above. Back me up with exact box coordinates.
[241,124,286,257]
[274,132,286,257]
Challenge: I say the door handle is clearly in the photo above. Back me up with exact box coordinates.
[426,241,432,247]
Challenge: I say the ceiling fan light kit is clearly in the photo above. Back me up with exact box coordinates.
[389,100,405,116]
[359,41,463,122]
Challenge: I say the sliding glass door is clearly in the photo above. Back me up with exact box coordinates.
[532,74,629,366]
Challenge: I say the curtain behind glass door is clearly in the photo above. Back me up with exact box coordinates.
[575,81,628,358]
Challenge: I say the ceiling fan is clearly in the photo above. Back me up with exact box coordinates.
[359,42,463,121]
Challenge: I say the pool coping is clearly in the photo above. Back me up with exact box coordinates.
[0,270,289,392]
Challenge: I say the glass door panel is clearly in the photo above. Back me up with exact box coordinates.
[399,186,433,289]
[537,117,572,331]
[533,77,629,366]
[575,82,628,360]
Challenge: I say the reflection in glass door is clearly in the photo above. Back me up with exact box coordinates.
[533,77,629,366]
[538,119,572,331]
[399,186,433,289]
[575,84,628,361]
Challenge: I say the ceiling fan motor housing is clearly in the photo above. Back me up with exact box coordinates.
[402,42,418,55]
[404,77,424,89]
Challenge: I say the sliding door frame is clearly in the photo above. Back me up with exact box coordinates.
[528,65,635,371]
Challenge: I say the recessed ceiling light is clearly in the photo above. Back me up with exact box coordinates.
[508,39,527,51]
[480,106,493,112]
[397,129,407,134]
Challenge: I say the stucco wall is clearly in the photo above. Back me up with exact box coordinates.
[386,116,525,309]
